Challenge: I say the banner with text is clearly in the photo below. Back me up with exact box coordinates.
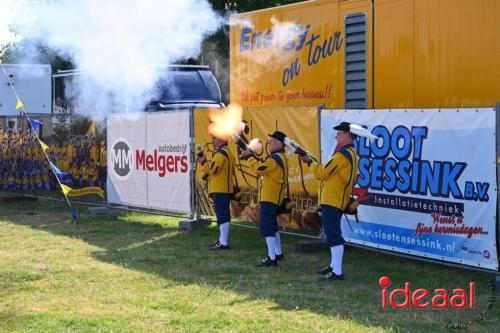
[107,111,191,213]
[194,106,322,231]
[321,108,498,270]
[229,0,345,108]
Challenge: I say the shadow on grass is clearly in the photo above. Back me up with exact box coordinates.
[1,200,498,332]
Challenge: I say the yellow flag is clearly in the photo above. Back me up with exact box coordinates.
[16,99,24,110]
[86,122,96,136]
[60,184,72,196]
[39,140,49,152]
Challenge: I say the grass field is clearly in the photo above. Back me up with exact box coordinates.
[0,198,498,332]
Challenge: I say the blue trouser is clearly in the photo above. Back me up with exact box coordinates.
[259,201,279,237]
[211,193,231,225]
[321,204,345,247]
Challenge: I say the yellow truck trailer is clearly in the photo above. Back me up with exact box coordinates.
[230,0,499,109]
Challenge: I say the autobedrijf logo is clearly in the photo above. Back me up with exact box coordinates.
[111,138,133,179]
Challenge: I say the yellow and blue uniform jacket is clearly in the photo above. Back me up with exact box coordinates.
[308,144,358,211]
[201,144,235,194]
[246,150,288,205]
[90,146,99,163]
[99,147,107,167]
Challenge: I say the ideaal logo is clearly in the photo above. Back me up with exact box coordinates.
[111,138,133,178]
[379,276,475,309]
[379,276,496,330]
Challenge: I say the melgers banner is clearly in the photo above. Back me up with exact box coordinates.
[107,112,191,213]
[194,106,322,231]
[321,108,498,270]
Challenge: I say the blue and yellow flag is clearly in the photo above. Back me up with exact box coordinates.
[29,119,42,129]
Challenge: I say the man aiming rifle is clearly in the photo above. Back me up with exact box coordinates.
[294,122,376,281]
[198,136,236,250]
[241,131,289,267]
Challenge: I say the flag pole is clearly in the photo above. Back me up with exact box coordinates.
[0,61,77,220]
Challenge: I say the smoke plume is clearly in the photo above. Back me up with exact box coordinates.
[1,0,221,118]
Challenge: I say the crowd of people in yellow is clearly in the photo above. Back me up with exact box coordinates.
[0,128,107,190]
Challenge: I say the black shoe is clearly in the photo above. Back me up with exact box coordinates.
[210,241,229,251]
[256,256,278,267]
[276,253,285,262]
[317,265,332,275]
[320,271,344,281]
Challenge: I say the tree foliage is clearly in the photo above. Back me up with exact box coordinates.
[52,112,70,144]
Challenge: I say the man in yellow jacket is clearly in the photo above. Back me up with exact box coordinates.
[243,131,289,267]
[99,140,107,187]
[302,122,359,281]
[199,137,235,250]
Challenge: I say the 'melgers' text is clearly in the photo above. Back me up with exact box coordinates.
[136,150,188,177]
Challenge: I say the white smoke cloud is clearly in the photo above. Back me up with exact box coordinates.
[227,12,254,30]
[0,0,26,51]
[230,16,301,85]
[1,0,221,118]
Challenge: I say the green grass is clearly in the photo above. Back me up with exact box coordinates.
[0,199,498,332]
